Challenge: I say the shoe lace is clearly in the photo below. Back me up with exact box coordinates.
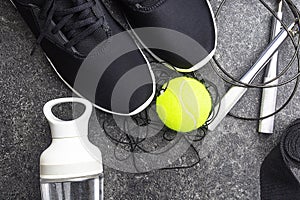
[31,0,109,55]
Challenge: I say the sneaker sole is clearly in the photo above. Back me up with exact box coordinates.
[9,0,156,116]
[9,0,17,9]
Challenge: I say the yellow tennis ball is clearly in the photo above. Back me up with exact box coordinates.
[156,77,212,132]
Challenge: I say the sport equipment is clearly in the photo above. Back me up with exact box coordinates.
[156,77,212,132]
[41,97,104,199]
[118,0,217,72]
[10,0,155,116]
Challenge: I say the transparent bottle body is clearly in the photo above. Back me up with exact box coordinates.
[40,174,104,200]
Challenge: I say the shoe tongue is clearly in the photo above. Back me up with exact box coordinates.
[54,0,108,56]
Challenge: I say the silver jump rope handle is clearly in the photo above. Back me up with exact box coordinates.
[258,1,283,134]
[208,22,296,131]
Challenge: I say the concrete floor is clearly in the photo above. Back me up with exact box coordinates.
[1,0,300,199]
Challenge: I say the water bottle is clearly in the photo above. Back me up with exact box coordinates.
[40,97,103,200]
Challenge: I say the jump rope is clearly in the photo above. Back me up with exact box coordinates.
[101,0,300,173]
[213,0,300,121]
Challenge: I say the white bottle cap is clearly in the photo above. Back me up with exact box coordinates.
[40,97,103,181]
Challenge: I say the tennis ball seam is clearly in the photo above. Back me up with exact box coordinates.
[179,79,197,130]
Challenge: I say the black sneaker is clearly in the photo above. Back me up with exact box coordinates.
[118,0,217,72]
[10,0,156,116]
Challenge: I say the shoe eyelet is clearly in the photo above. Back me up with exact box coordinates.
[135,3,143,9]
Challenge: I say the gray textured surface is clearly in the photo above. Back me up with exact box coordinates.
[1,0,300,199]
